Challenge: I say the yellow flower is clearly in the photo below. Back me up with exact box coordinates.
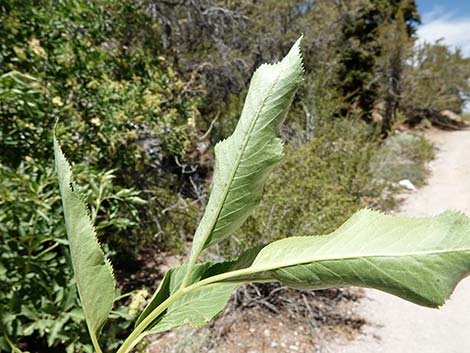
[187,117,196,129]
[91,117,101,126]
[52,96,64,107]
[128,289,149,316]
[28,38,47,58]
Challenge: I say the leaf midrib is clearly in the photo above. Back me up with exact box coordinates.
[194,68,284,255]
[191,247,470,288]
[249,247,470,273]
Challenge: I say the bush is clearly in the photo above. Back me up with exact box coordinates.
[370,132,435,187]
[0,158,144,352]
[0,1,202,351]
[0,0,201,248]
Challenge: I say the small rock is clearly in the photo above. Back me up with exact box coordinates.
[398,179,417,191]
[440,110,463,123]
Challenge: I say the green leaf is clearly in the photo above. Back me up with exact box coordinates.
[136,246,265,332]
[134,248,269,335]
[149,282,238,334]
[136,209,470,336]
[134,268,173,328]
[223,210,470,308]
[136,263,238,334]
[54,136,115,349]
[187,37,304,269]
[135,264,210,328]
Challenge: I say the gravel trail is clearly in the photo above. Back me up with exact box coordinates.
[333,129,470,353]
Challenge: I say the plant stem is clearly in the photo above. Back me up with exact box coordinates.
[90,333,104,353]
[115,290,185,353]
[33,241,59,259]
[119,260,313,351]
[180,255,196,289]
[115,267,251,353]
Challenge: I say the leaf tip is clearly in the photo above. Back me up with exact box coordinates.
[287,35,305,76]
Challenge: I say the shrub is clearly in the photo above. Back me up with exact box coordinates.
[0,158,143,352]
[370,132,435,187]
[0,0,201,249]
[0,1,202,351]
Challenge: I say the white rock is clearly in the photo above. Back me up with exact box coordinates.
[398,179,417,191]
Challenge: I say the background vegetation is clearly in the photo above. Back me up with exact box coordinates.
[1,0,469,352]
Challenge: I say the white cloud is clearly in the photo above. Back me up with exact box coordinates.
[417,11,470,57]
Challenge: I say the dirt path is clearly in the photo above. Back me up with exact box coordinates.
[332,129,470,353]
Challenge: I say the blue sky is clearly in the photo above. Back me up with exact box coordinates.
[417,0,470,56]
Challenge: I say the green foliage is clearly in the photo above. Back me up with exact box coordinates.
[0,0,200,245]
[375,2,414,134]
[334,0,419,120]
[0,160,75,352]
[402,41,470,115]
[127,209,470,345]
[55,40,470,353]
[0,158,129,352]
[138,264,238,334]
[4,0,469,351]
[146,0,421,135]
[232,210,470,308]
[54,137,116,352]
[370,132,435,187]
[0,159,136,352]
[0,1,201,351]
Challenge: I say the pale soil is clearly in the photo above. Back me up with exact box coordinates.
[331,128,470,353]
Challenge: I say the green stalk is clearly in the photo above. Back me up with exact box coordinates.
[115,290,185,353]
[118,263,291,352]
[90,334,104,353]
[115,268,251,353]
